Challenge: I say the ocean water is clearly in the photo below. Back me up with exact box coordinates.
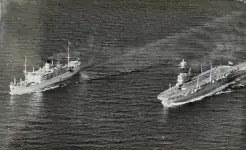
[0,0,246,149]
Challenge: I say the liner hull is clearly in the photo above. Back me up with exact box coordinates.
[9,66,81,95]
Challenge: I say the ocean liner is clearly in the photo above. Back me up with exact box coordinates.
[157,59,246,107]
[9,42,82,95]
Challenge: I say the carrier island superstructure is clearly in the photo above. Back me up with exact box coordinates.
[9,42,82,95]
[157,59,246,107]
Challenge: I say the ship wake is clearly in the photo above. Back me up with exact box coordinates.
[40,83,68,92]
[41,84,60,92]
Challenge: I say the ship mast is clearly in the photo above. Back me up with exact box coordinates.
[24,56,27,82]
[196,77,199,88]
[67,42,70,67]
[209,61,212,82]
[201,65,203,73]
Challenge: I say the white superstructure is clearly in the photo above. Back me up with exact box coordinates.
[9,42,82,95]
[176,59,190,86]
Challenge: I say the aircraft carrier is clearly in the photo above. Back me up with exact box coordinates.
[157,59,246,107]
[9,42,82,95]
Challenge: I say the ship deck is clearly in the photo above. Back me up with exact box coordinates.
[159,65,238,99]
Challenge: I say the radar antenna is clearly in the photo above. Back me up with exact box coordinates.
[180,59,187,69]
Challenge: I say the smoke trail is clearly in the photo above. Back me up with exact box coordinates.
[82,11,246,80]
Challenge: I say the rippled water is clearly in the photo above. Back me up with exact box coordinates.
[0,0,246,149]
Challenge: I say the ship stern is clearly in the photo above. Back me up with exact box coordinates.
[9,84,30,95]
[9,84,16,95]
[9,84,21,95]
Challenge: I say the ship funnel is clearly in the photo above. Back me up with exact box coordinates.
[45,63,50,70]
[45,60,52,70]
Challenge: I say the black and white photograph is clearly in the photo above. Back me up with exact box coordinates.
[0,0,246,149]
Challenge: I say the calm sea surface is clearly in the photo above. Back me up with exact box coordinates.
[0,0,246,149]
